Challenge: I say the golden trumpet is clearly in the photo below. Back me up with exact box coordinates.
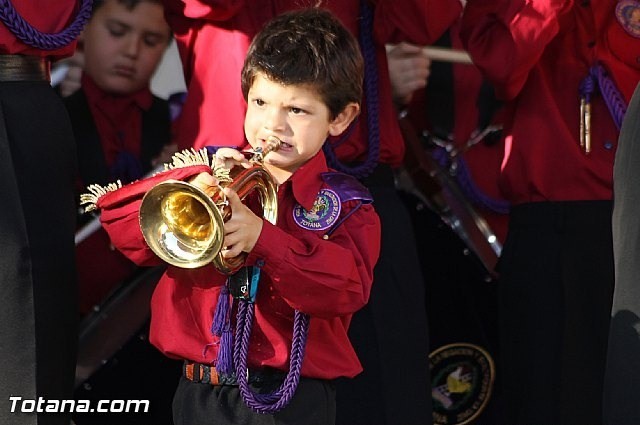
[139,137,280,274]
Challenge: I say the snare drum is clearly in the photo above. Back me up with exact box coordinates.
[398,113,505,425]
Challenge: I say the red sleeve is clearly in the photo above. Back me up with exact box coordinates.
[460,0,574,100]
[375,0,463,45]
[97,165,212,267]
[246,202,381,319]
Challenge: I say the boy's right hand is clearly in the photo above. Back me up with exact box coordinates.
[221,187,263,258]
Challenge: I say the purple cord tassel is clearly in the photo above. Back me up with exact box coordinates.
[217,328,234,376]
[211,285,230,335]
[211,284,234,375]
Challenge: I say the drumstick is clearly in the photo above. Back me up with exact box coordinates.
[422,46,473,65]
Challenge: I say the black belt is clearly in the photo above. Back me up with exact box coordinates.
[0,55,50,82]
[184,362,285,386]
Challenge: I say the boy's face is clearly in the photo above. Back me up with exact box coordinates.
[83,0,171,95]
[244,73,358,181]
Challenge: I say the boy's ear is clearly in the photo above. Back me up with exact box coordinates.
[328,102,360,137]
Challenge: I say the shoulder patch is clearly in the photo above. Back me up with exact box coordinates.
[292,188,342,231]
[616,0,640,38]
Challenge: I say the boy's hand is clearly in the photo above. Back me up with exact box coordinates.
[188,172,219,197]
[214,148,251,170]
[386,42,431,107]
[221,187,263,258]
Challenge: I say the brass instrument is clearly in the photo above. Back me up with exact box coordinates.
[139,137,280,274]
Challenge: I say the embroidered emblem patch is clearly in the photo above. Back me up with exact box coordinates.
[616,0,640,38]
[430,343,495,425]
[292,189,341,231]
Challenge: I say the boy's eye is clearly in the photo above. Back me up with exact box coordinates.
[290,107,305,114]
[107,23,127,37]
[143,35,163,47]
[254,99,265,106]
[108,28,126,37]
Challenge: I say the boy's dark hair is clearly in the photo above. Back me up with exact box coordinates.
[241,8,364,120]
[92,0,163,15]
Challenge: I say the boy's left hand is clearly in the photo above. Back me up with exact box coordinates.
[221,187,263,258]
[215,147,251,170]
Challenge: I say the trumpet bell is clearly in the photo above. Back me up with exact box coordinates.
[138,164,279,274]
[139,180,225,269]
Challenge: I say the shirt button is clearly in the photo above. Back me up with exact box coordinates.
[587,41,596,48]
[604,141,614,150]
[256,259,265,267]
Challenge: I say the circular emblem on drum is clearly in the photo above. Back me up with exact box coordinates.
[292,189,341,231]
[615,0,640,38]
[429,343,495,425]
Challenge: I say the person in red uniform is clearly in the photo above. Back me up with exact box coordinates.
[65,2,181,423]
[0,1,90,424]
[68,0,174,316]
[82,8,380,424]
[460,0,640,423]
[387,22,508,423]
[161,1,463,423]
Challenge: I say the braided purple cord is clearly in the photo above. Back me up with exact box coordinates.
[579,64,628,130]
[433,147,510,214]
[593,64,627,130]
[323,0,380,179]
[234,301,310,414]
[0,0,92,50]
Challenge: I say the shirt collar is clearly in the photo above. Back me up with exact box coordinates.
[287,150,329,211]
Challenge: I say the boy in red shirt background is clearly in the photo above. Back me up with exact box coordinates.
[66,1,180,423]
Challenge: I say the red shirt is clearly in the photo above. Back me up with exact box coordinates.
[95,151,381,379]
[82,74,153,168]
[163,0,462,168]
[0,0,79,59]
[460,0,640,204]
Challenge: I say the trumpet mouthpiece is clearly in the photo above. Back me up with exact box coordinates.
[250,136,282,163]
[264,136,282,154]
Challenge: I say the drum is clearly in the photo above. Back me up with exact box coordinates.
[401,189,500,425]
[398,114,504,425]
